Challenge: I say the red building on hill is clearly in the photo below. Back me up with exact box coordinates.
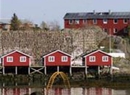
[64,11,130,35]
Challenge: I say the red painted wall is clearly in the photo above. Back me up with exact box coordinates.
[85,51,112,66]
[44,51,71,66]
[64,19,129,35]
[3,52,30,66]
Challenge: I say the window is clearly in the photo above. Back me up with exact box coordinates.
[20,56,26,62]
[103,19,108,24]
[61,56,68,62]
[48,56,55,62]
[83,19,87,24]
[113,19,118,24]
[7,56,13,62]
[123,19,128,24]
[75,20,79,24]
[124,28,128,33]
[113,28,118,33]
[89,56,96,62]
[102,56,108,62]
[69,20,73,24]
[103,28,108,33]
[93,19,97,24]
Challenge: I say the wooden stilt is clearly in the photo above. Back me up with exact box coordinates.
[85,66,87,75]
[98,66,100,75]
[15,66,18,75]
[3,67,5,75]
[45,67,47,75]
[69,67,72,76]
[57,66,59,72]
[28,67,30,75]
[85,66,88,79]
[110,66,112,75]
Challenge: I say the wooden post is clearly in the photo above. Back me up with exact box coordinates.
[3,67,5,75]
[69,66,72,76]
[85,66,88,78]
[44,66,47,75]
[15,66,18,75]
[110,66,112,75]
[57,66,59,72]
[28,67,30,75]
[85,66,87,75]
[98,66,100,75]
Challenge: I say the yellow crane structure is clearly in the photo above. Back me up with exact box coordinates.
[46,71,70,90]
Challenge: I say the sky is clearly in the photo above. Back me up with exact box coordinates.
[1,0,130,28]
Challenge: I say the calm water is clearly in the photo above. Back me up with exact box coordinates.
[0,87,130,95]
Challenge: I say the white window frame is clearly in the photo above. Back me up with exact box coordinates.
[69,20,73,24]
[102,56,108,62]
[61,56,68,62]
[48,56,55,62]
[83,19,87,24]
[123,19,128,24]
[89,56,96,62]
[75,20,79,24]
[103,19,108,24]
[20,56,27,62]
[93,19,97,24]
[113,28,118,33]
[113,19,118,24]
[7,56,13,62]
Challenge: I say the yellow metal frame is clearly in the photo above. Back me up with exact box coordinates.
[46,71,70,90]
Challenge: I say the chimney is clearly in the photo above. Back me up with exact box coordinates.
[109,10,111,15]
[93,10,96,14]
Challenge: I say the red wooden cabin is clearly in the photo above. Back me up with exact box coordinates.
[83,50,112,66]
[1,50,31,67]
[43,50,71,66]
[83,49,113,75]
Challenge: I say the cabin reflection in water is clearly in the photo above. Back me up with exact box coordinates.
[0,87,114,95]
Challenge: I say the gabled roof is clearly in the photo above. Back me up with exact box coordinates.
[64,12,130,19]
[1,50,31,58]
[83,49,112,57]
[43,50,71,58]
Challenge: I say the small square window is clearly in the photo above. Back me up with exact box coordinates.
[83,19,87,24]
[48,56,55,62]
[124,28,128,33]
[123,19,128,24]
[93,19,97,24]
[7,56,13,62]
[61,56,68,62]
[103,19,108,24]
[113,19,118,24]
[102,56,108,62]
[89,56,96,62]
[69,20,73,24]
[113,28,118,33]
[75,20,79,24]
[20,56,26,62]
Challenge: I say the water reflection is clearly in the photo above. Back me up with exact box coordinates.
[0,87,129,95]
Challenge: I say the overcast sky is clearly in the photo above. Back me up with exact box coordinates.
[1,0,130,28]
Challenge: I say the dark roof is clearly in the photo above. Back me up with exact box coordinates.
[64,12,130,19]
